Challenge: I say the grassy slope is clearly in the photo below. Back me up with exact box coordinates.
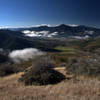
[0,68,100,100]
[0,38,100,100]
[68,38,100,52]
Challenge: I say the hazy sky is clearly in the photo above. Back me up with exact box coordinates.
[0,0,100,27]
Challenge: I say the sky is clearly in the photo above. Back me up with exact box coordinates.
[0,0,100,28]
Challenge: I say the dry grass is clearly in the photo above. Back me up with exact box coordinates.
[0,68,100,100]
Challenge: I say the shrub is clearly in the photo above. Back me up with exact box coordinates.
[0,63,23,77]
[66,57,100,76]
[0,53,9,63]
[19,56,65,85]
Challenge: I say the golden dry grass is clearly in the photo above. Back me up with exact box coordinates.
[0,68,100,100]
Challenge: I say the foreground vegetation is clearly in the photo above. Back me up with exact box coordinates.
[0,70,100,100]
[0,38,100,100]
[19,56,65,85]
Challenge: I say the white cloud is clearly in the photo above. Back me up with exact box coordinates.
[22,30,31,34]
[22,30,58,38]
[84,31,94,35]
[55,24,79,27]
[22,30,50,37]
[68,24,79,27]
[72,35,90,39]
[47,32,58,37]
[35,24,52,27]
[0,48,3,52]
[9,48,44,63]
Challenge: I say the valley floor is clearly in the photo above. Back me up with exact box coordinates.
[0,68,100,100]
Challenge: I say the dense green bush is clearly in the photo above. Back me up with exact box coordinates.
[19,56,65,85]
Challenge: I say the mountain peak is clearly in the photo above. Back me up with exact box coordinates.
[57,24,67,27]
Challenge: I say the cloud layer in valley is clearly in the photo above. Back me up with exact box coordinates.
[22,30,58,37]
[9,48,44,63]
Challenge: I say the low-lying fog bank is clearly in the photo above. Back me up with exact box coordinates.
[9,48,44,63]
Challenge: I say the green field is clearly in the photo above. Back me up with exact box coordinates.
[55,46,77,54]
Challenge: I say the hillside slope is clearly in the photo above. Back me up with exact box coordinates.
[0,69,100,100]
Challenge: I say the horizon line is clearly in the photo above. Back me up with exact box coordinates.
[0,24,99,29]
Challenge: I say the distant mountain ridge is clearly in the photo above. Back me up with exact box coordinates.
[10,24,100,39]
[0,24,100,51]
[0,29,64,51]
